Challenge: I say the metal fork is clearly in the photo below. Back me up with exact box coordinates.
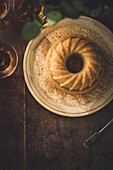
[83,118,113,149]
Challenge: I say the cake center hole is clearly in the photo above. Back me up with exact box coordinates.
[0,50,10,71]
[66,53,83,73]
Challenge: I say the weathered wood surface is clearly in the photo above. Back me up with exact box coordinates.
[0,2,113,170]
[0,13,26,170]
[26,8,113,170]
[26,94,113,170]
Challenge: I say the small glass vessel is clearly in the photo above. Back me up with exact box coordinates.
[0,41,18,79]
[14,0,44,23]
[0,0,12,29]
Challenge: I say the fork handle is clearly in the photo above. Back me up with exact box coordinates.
[83,132,101,148]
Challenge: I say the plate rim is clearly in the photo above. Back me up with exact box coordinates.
[23,16,113,117]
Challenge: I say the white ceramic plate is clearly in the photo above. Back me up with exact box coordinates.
[23,16,113,117]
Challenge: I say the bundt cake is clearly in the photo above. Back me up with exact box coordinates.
[46,37,104,94]
[24,16,113,116]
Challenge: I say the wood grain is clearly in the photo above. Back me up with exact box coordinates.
[26,87,113,170]
[0,14,26,170]
[25,8,113,170]
[0,1,113,170]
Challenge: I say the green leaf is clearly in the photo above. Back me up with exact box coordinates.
[104,5,108,10]
[106,0,113,8]
[46,10,63,24]
[22,19,41,40]
[34,19,42,27]
[91,4,103,17]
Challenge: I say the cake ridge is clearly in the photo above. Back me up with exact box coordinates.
[70,38,81,53]
[46,36,104,94]
[80,73,86,90]
[69,76,81,90]
[53,48,64,63]
[89,66,98,79]
[58,41,65,61]
[76,40,92,53]
[60,74,76,87]
[53,73,72,80]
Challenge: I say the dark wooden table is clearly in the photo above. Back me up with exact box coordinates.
[0,3,113,170]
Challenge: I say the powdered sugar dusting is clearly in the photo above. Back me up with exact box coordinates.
[29,17,113,114]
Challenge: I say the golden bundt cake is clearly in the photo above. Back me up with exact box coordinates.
[46,37,104,94]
